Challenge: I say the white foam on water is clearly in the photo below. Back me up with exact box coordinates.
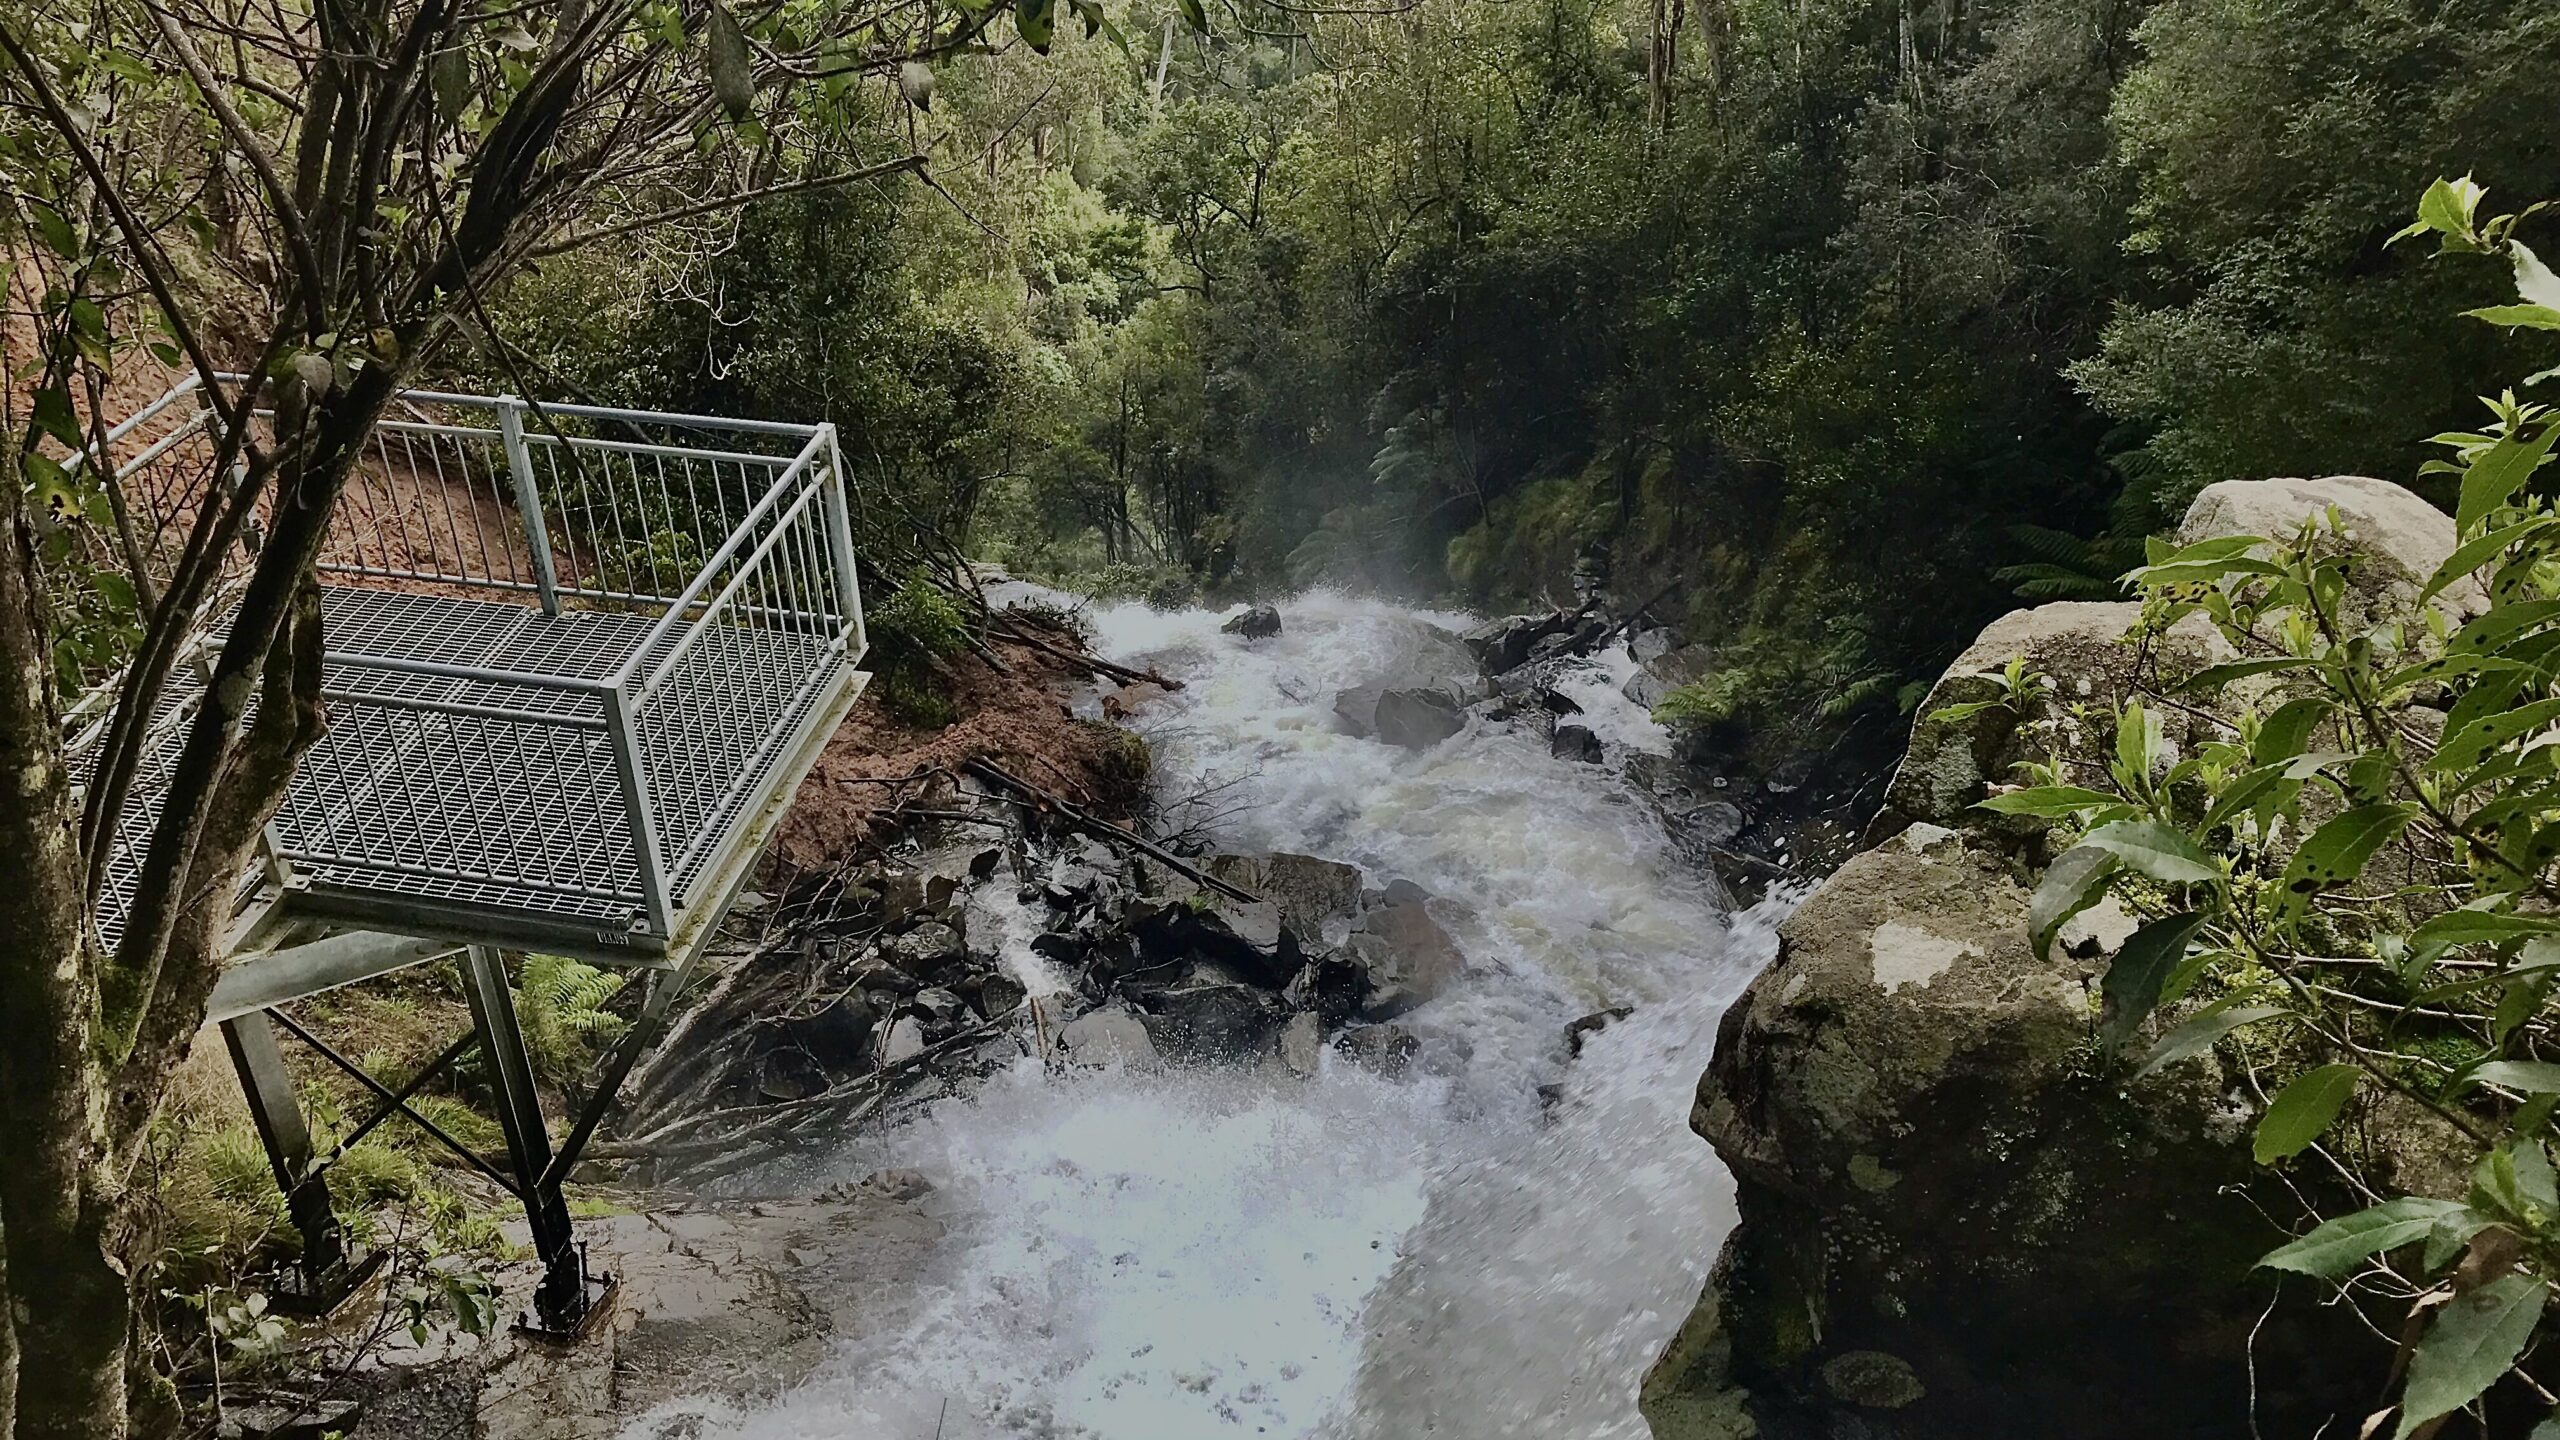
[644,590,1785,1440]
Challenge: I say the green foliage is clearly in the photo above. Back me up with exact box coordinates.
[2032,183,2560,1430]
[866,569,969,726]
[514,954,626,1084]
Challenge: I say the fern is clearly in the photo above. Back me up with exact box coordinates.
[516,954,626,1081]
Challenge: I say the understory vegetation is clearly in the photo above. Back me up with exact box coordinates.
[477,0,2559,756]
[1984,181,2560,1434]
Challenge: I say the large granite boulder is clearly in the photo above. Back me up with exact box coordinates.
[1645,839,2362,1438]
[1650,477,2477,1439]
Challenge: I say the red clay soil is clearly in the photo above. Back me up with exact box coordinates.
[769,630,1145,872]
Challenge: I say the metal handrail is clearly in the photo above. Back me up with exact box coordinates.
[613,426,829,692]
[73,377,864,946]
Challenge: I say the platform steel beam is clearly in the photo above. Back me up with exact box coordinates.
[460,946,612,1336]
[221,1012,381,1312]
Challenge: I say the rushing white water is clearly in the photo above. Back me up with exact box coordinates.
[649,589,1789,1440]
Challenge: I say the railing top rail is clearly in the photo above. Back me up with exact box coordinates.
[611,426,834,693]
[197,371,825,441]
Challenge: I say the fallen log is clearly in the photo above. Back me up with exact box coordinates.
[960,757,1262,906]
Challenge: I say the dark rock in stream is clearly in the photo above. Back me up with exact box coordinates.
[879,921,966,977]
[1339,891,1465,1020]
[1372,687,1465,749]
[1551,723,1604,763]
[785,992,876,1069]
[1335,1022,1419,1076]
[1220,603,1283,639]
[1462,613,1568,674]
[1057,1005,1159,1067]
[1131,964,1284,1058]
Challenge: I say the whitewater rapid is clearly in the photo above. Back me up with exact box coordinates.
[650,590,1789,1439]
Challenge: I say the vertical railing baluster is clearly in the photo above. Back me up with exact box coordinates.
[604,683,673,936]
[497,396,561,617]
[817,424,864,658]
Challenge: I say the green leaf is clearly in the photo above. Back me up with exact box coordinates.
[2466,305,2560,331]
[2201,764,2295,835]
[2258,1196,2468,1277]
[705,0,753,117]
[2514,241,2560,310]
[29,202,75,259]
[1974,785,2117,818]
[2451,599,2560,656]
[2080,819,2218,885]
[2277,804,2414,919]
[2426,1208,2498,1270]
[31,386,81,449]
[2425,516,2560,603]
[2456,424,2560,534]
[2184,657,2318,690]
[2398,1273,2546,1437]
[2467,1061,2560,1095]
[2252,697,2333,765]
[1177,0,1208,31]
[2136,1002,2286,1080]
[2029,845,2117,963]
[2435,698,2560,773]
[2253,1064,2359,1165]
[431,47,472,122]
[2100,911,2208,1049]
[1016,0,1056,50]
[2410,908,2560,950]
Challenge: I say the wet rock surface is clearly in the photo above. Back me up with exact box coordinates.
[609,777,1480,1179]
[1645,477,2476,1440]
[363,1184,947,1440]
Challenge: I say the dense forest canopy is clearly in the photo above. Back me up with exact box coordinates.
[487,0,2560,749]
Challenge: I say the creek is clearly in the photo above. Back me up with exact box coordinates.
[647,590,1793,1439]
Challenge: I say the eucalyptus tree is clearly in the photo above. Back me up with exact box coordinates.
[0,0,1141,1431]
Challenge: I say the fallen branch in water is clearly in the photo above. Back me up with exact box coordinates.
[985,620,1183,691]
[594,998,1037,1162]
[961,757,1261,906]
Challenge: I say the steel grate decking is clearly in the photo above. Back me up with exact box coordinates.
[75,381,867,966]
[280,587,845,941]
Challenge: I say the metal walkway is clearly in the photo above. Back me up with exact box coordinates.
[72,378,872,1333]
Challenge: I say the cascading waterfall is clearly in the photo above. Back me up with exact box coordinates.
[646,590,1791,1439]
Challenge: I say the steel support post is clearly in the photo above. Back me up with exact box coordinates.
[497,396,562,616]
[816,425,865,657]
[222,1011,380,1312]
[460,946,611,1336]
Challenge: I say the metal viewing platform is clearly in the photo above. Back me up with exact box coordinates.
[74,377,871,1333]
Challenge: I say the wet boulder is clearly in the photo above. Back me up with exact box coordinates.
[1372,687,1465,750]
[1677,801,1746,848]
[1134,964,1285,1058]
[1341,891,1465,1020]
[880,921,967,978]
[1551,723,1604,763]
[1335,1022,1420,1076]
[1205,851,1366,949]
[1622,641,1715,711]
[1221,603,1283,639]
[783,991,876,1070]
[1057,1004,1159,1067]
[1646,838,2374,1440]
[1462,613,1568,675]
[1332,684,1386,738]
[874,1016,927,1068]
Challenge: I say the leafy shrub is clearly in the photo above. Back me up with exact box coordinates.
[1986,178,2560,1436]
[866,568,969,726]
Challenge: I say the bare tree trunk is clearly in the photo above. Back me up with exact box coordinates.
[1648,0,1686,129]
